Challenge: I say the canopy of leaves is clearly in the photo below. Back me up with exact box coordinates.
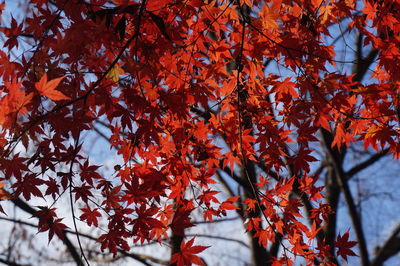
[0,0,399,265]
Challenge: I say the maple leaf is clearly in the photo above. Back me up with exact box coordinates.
[46,218,69,242]
[244,217,262,232]
[219,196,239,211]
[275,77,298,98]
[0,79,33,127]
[0,182,12,201]
[170,237,209,266]
[106,64,125,82]
[12,174,44,200]
[255,229,273,248]
[44,178,59,199]
[197,189,220,206]
[334,231,358,261]
[259,0,281,30]
[34,207,69,242]
[272,257,293,266]
[35,73,70,101]
[243,198,257,212]
[80,208,102,227]
[306,221,326,241]
[0,182,12,215]
[362,0,377,21]
[98,230,129,256]
[131,205,165,241]
[320,5,334,24]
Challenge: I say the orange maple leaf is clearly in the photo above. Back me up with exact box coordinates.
[35,73,70,101]
[0,79,33,127]
[259,0,281,30]
[0,181,12,214]
[0,182,12,200]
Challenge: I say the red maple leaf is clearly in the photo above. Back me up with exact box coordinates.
[170,237,209,266]
[34,207,69,242]
[80,208,102,227]
[334,231,358,261]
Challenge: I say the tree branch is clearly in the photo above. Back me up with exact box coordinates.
[346,149,389,179]
[193,216,240,225]
[0,257,28,266]
[215,169,236,198]
[218,165,252,192]
[371,224,400,266]
[186,234,249,248]
[321,129,370,266]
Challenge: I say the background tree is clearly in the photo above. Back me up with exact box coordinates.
[0,0,400,265]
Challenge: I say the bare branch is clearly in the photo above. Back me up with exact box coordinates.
[372,224,400,266]
[0,257,28,266]
[218,166,252,192]
[215,169,236,198]
[346,149,389,179]
[193,216,240,225]
[321,129,370,266]
[186,234,249,248]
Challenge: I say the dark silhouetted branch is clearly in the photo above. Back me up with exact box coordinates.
[371,224,400,266]
[346,149,389,179]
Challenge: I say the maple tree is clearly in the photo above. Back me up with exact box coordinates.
[0,0,400,265]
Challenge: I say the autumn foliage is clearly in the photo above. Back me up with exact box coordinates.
[0,0,399,265]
